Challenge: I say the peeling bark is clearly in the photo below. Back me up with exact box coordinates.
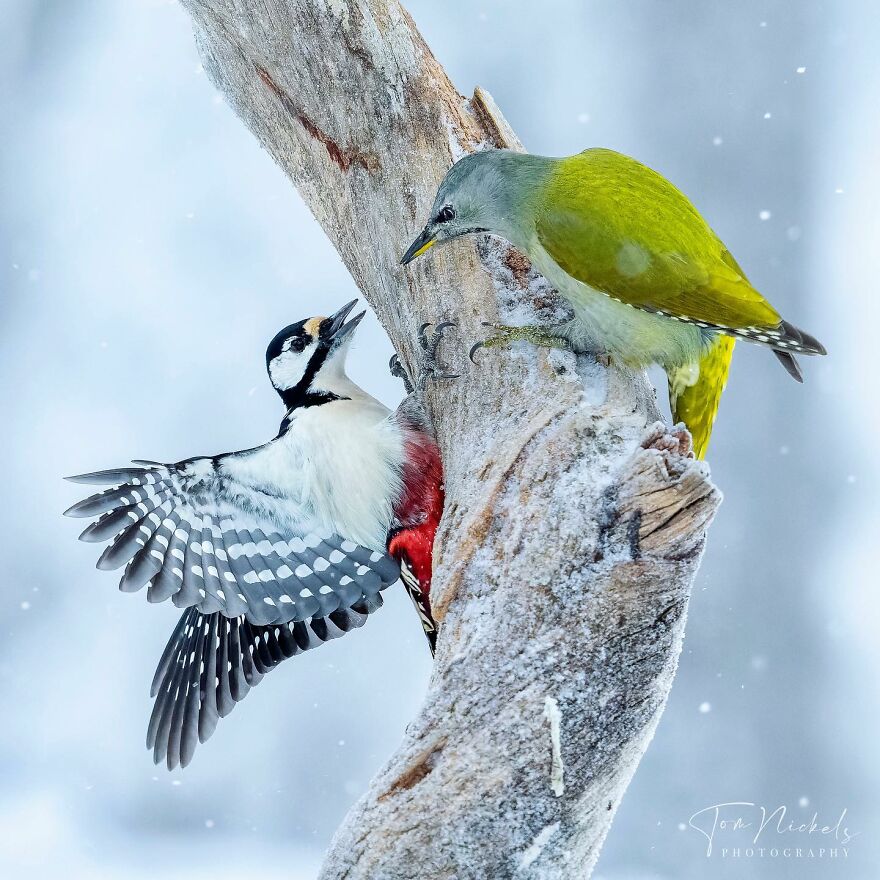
[179,2,721,877]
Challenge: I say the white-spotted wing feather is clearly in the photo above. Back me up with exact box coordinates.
[65,412,402,627]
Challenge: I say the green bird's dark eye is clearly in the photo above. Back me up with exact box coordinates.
[437,205,455,223]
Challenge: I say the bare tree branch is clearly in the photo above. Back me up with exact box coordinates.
[179,1,722,876]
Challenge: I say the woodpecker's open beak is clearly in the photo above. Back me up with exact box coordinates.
[322,299,365,346]
[400,227,436,265]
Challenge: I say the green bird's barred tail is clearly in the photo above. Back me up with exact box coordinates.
[668,335,736,460]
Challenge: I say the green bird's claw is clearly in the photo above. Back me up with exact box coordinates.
[469,322,573,363]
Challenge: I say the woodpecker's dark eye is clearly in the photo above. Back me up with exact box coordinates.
[289,338,306,354]
[436,205,456,223]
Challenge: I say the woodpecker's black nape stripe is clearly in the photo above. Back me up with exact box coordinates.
[275,334,350,411]
[280,387,347,411]
[277,392,348,436]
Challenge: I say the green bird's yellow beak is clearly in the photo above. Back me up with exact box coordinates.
[400,228,436,265]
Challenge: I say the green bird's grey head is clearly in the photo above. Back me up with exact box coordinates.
[401,150,544,265]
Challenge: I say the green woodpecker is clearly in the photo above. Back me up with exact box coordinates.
[401,148,826,458]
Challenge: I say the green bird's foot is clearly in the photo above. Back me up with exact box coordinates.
[469,323,573,363]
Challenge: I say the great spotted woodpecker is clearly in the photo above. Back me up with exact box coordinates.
[64,300,451,769]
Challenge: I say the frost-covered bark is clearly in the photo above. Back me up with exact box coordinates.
[179,1,721,877]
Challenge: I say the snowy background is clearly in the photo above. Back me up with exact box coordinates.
[1,1,878,878]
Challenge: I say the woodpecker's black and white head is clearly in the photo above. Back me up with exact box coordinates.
[266,299,366,410]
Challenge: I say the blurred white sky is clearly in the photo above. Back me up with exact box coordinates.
[1,1,878,878]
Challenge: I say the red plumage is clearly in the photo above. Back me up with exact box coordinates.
[387,422,444,653]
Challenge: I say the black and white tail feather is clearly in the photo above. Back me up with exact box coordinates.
[398,559,437,655]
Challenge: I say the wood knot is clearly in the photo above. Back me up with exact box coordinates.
[380,739,446,799]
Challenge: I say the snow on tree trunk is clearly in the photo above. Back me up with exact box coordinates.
[179,1,722,877]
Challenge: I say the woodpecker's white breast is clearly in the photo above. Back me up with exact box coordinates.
[224,394,405,551]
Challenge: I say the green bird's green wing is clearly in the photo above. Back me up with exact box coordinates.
[535,149,781,331]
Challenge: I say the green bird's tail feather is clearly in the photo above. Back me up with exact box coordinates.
[668,336,736,460]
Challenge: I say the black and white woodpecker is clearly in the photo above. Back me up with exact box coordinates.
[65,300,450,769]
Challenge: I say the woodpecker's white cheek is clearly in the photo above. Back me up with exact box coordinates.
[269,347,312,390]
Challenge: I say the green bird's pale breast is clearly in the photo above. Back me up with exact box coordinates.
[529,148,781,368]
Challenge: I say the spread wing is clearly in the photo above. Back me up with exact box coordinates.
[148,600,381,769]
[536,148,786,334]
[65,456,400,627]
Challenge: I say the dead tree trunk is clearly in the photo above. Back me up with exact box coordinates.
[179,2,721,877]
